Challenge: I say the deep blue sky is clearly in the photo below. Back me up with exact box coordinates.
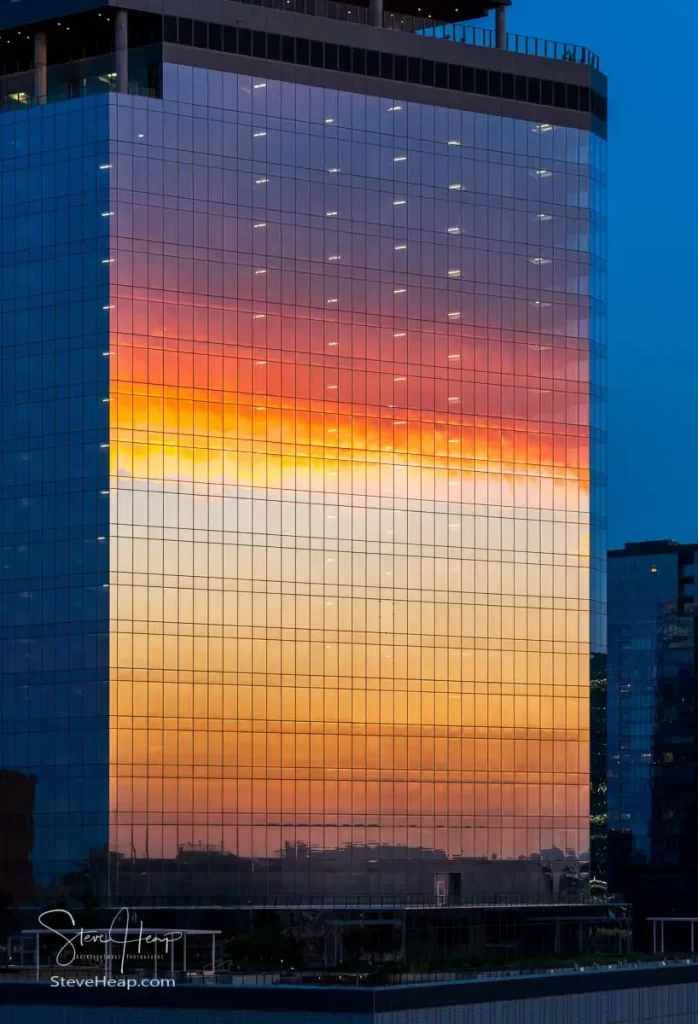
[476,2,698,548]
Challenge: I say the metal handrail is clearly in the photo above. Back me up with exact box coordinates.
[2,957,695,988]
[225,0,600,69]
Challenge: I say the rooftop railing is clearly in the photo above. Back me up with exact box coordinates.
[2,958,695,989]
[224,0,601,69]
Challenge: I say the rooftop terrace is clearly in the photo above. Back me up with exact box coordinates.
[0,0,600,72]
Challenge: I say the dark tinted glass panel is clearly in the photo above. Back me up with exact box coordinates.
[208,22,222,50]
[435,62,447,89]
[352,48,366,75]
[178,18,192,46]
[296,37,309,64]
[282,36,295,63]
[502,72,514,99]
[311,41,323,68]
[422,59,434,87]
[448,64,461,90]
[568,84,579,110]
[325,42,338,70]
[541,79,553,106]
[528,77,540,104]
[554,81,566,108]
[489,70,501,97]
[394,54,407,81]
[267,33,280,60]
[164,15,177,43]
[408,57,420,84]
[193,20,207,48]
[238,28,251,55]
[475,69,488,95]
[515,75,527,101]
[253,32,266,58]
[462,66,474,92]
[367,50,380,77]
[338,46,351,72]
[223,26,237,53]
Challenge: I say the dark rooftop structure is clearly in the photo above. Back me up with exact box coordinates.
[0,0,606,134]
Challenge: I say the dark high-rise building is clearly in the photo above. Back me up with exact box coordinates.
[590,651,607,886]
[0,0,607,907]
[608,541,698,919]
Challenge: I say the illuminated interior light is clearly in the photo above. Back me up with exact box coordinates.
[102,258,114,264]
[394,332,406,338]
[99,164,112,170]
[101,211,114,217]
[447,396,460,403]
[393,156,407,163]
[253,131,267,137]
[393,288,406,294]
[393,200,406,206]
[327,341,338,347]
[447,227,461,234]
[530,300,551,307]
[387,105,402,112]
[393,377,406,382]
[326,211,338,217]
[255,178,269,184]
[394,245,407,251]
[328,255,342,261]
[448,184,462,190]
[447,353,460,360]
[537,213,553,221]
[327,298,338,304]
[324,118,335,124]
[252,314,266,319]
[447,270,461,277]
[137,133,144,139]
[102,305,115,310]
[254,220,267,226]
[255,360,267,365]
[327,384,338,389]
[254,269,267,275]
[447,312,461,318]
[532,169,553,178]
[534,123,553,133]
[253,82,267,89]
[447,140,461,146]
[327,167,341,174]
[529,257,551,265]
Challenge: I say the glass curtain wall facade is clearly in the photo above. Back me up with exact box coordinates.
[106,64,605,903]
[0,46,606,905]
[0,97,111,890]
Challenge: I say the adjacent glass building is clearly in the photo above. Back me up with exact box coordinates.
[0,0,607,906]
[608,541,698,872]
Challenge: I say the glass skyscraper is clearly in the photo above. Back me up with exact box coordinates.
[0,0,607,906]
[608,541,698,873]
